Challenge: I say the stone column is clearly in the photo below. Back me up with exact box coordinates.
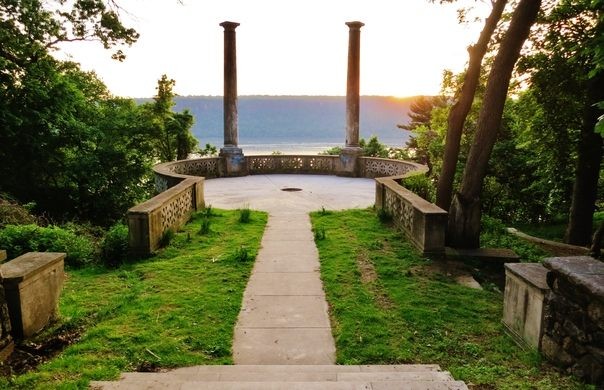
[219,21,246,176]
[339,21,364,176]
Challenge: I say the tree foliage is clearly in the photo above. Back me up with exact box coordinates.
[0,0,158,225]
[142,74,198,162]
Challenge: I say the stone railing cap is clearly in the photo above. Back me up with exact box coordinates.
[505,262,549,291]
[1,252,65,284]
[543,256,604,299]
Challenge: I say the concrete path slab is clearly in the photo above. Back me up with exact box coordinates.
[205,175,374,365]
[244,273,324,295]
[238,295,331,328]
[233,328,336,365]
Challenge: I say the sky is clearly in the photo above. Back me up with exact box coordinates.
[55,0,490,98]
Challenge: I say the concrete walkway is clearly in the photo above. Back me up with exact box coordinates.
[205,175,375,364]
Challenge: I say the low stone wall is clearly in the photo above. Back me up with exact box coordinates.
[129,155,435,255]
[540,256,604,386]
[375,176,447,255]
[359,157,423,178]
[247,155,339,175]
[128,177,204,255]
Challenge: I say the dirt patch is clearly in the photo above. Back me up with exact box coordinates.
[356,252,395,309]
[356,252,377,283]
[409,260,489,290]
[409,259,470,279]
[0,324,82,377]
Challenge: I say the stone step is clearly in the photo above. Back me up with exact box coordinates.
[118,369,454,383]
[89,365,468,389]
[91,380,469,390]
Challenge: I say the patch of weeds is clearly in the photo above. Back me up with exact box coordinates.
[238,205,251,223]
[376,208,392,223]
[158,228,175,248]
[203,205,214,218]
[319,206,332,216]
[199,218,211,235]
[313,226,326,241]
[231,245,253,262]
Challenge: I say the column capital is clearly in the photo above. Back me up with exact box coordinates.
[220,21,240,30]
[345,21,365,30]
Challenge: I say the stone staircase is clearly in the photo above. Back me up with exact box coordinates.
[90,364,468,389]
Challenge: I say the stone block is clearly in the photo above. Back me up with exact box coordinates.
[544,256,604,301]
[0,250,6,262]
[337,147,363,177]
[219,147,247,177]
[1,252,65,339]
[502,263,550,350]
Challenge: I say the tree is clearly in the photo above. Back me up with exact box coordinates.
[561,1,604,245]
[399,96,447,175]
[0,59,155,224]
[447,0,542,248]
[0,0,138,68]
[436,0,508,211]
[398,95,447,132]
[145,75,198,162]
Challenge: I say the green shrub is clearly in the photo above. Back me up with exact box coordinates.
[401,174,436,202]
[0,197,37,228]
[238,206,251,223]
[100,223,129,267]
[480,216,547,262]
[0,224,94,267]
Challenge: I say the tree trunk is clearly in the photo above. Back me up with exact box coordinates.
[447,0,541,248]
[436,0,507,211]
[565,72,604,245]
[590,221,604,259]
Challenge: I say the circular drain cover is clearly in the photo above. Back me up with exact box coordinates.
[281,187,302,192]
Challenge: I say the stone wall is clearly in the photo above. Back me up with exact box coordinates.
[375,177,447,255]
[130,155,430,255]
[247,155,338,175]
[127,177,204,255]
[540,256,604,386]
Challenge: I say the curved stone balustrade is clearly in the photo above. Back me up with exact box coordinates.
[128,155,447,255]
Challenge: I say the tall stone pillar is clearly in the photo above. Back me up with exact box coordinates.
[219,21,246,176]
[339,21,364,176]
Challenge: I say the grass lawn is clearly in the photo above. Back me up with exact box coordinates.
[0,208,267,389]
[310,208,591,389]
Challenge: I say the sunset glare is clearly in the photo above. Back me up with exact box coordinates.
[56,0,490,98]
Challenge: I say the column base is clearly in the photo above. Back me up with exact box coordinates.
[337,147,363,177]
[219,146,247,177]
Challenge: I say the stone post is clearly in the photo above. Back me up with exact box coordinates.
[219,21,246,176]
[339,21,364,176]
